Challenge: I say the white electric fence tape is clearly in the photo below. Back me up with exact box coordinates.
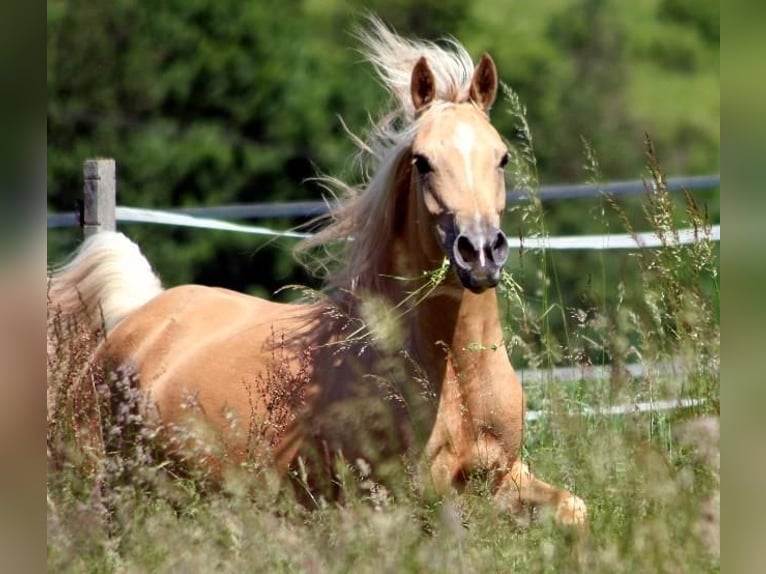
[114,206,719,250]
[525,397,706,422]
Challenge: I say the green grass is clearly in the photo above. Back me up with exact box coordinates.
[47,392,719,573]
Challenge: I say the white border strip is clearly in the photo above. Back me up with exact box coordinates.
[115,206,719,250]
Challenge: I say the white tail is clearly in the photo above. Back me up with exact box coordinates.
[48,231,163,334]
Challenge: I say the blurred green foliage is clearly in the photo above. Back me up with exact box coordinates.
[47,0,719,342]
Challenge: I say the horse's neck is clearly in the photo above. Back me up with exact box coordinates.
[410,289,507,383]
[363,242,509,395]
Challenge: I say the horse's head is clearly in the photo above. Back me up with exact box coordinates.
[407,54,509,294]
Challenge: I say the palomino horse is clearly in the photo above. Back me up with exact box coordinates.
[49,20,586,525]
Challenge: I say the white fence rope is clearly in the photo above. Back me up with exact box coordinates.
[511,225,720,250]
[111,206,719,250]
[116,207,312,239]
[518,361,713,420]
[517,361,673,385]
[525,397,707,422]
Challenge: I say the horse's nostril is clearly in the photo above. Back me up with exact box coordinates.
[490,230,509,265]
[453,229,507,270]
[456,234,479,265]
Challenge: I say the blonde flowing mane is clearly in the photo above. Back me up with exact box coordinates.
[296,18,479,298]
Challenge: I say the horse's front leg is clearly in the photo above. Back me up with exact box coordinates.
[494,460,587,526]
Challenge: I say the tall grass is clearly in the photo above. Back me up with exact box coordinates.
[47,92,719,572]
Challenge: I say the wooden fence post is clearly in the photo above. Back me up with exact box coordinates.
[82,158,116,237]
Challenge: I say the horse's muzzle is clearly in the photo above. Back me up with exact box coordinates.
[451,226,509,293]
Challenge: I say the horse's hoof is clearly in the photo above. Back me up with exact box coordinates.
[555,494,587,527]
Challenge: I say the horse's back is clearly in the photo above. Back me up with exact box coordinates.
[100,284,313,453]
[103,283,301,366]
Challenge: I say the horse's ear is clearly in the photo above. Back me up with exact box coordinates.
[469,53,498,112]
[411,56,436,112]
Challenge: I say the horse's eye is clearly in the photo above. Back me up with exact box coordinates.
[499,152,510,169]
[412,154,433,175]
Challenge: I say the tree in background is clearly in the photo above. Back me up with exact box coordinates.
[544,0,636,180]
[49,0,378,295]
